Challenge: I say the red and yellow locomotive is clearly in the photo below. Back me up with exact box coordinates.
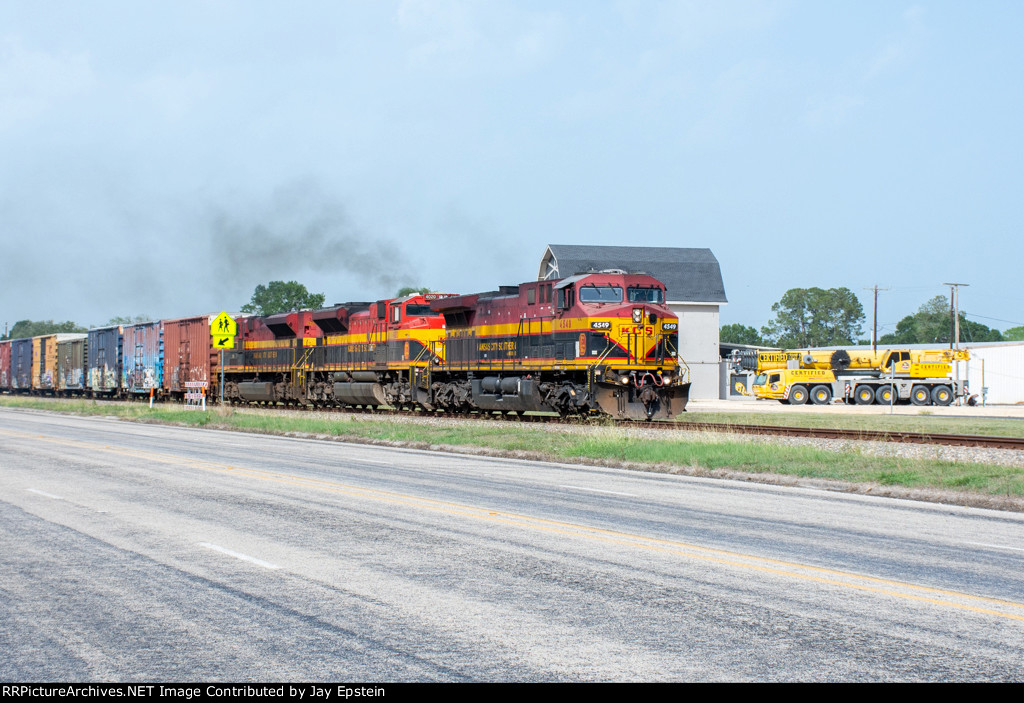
[222,293,454,408]
[428,270,689,419]
[219,274,688,419]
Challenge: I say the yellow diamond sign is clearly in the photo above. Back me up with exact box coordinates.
[210,311,237,338]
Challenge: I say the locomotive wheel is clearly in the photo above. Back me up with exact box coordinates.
[854,386,874,405]
[932,385,953,406]
[788,385,808,405]
[911,385,931,406]
[875,385,895,405]
[810,385,832,405]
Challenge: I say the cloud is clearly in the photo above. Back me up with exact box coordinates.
[649,0,788,49]
[136,69,218,122]
[396,0,563,74]
[0,36,95,130]
[802,5,926,128]
[803,93,866,128]
[868,5,926,79]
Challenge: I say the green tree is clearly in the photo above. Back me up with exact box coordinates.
[397,286,432,297]
[959,319,1002,342]
[4,320,86,340]
[760,287,864,348]
[1004,325,1024,341]
[240,281,326,316]
[879,296,1003,344]
[720,323,762,345]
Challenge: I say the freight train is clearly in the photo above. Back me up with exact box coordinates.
[0,270,690,419]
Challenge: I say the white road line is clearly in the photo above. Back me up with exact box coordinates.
[965,541,1024,553]
[198,542,280,569]
[26,488,63,500]
[559,485,638,498]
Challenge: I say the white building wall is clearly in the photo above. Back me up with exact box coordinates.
[669,302,720,400]
[955,343,1024,405]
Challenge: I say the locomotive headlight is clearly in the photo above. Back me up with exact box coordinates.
[632,308,642,323]
[620,377,629,385]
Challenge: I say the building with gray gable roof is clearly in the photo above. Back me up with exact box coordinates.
[539,245,727,400]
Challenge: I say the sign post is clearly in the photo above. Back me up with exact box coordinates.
[209,311,238,405]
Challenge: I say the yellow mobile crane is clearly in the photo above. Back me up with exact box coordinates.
[732,348,971,406]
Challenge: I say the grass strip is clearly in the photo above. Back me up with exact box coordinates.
[3,396,1022,500]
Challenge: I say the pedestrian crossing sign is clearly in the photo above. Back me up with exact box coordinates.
[210,311,237,338]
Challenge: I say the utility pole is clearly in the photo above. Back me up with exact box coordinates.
[865,285,888,353]
[942,282,969,405]
[942,282,969,350]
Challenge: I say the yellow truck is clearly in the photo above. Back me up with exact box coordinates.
[733,348,970,406]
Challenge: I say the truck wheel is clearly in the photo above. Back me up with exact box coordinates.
[911,385,931,406]
[854,386,874,405]
[931,385,953,406]
[875,385,894,405]
[788,385,808,405]
[810,385,832,405]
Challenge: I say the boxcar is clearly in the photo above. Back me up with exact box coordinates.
[121,321,163,394]
[162,315,218,397]
[0,340,10,390]
[12,339,32,390]
[32,334,87,392]
[87,325,122,396]
[56,335,87,394]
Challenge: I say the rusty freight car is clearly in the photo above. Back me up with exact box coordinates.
[0,340,10,391]
[163,315,222,398]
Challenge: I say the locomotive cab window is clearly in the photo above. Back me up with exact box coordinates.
[627,287,664,304]
[405,304,440,317]
[579,285,623,304]
[527,288,536,305]
[392,306,401,323]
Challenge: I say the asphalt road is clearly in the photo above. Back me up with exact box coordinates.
[1,407,1023,681]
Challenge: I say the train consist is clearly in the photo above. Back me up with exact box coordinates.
[0,270,691,419]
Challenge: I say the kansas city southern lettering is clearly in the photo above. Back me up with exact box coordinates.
[479,341,517,352]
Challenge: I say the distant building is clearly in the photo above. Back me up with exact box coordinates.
[538,245,727,400]
[949,341,1023,405]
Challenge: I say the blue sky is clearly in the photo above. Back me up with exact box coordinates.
[2,1,1022,338]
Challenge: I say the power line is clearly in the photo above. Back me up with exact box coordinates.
[964,312,1024,326]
